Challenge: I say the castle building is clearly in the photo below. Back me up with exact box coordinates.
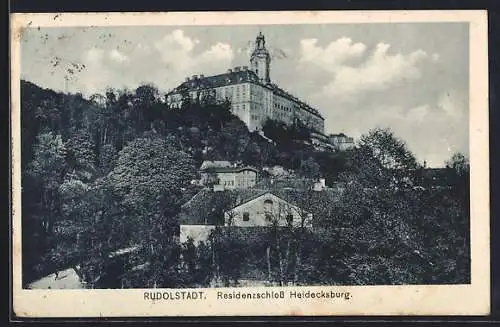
[329,133,355,151]
[199,160,258,190]
[166,32,325,133]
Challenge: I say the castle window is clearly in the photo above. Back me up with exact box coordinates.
[243,212,250,221]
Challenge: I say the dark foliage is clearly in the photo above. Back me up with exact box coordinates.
[20,80,470,288]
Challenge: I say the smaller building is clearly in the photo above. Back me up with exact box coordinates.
[199,160,259,189]
[224,192,313,228]
[313,178,326,192]
[329,133,355,151]
[310,131,336,152]
[262,165,289,177]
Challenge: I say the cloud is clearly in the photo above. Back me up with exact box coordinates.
[299,37,366,69]
[199,43,235,63]
[109,49,129,63]
[326,43,431,97]
[74,29,234,96]
[154,29,199,53]
[299,38,438,101]
[406,104,430,123]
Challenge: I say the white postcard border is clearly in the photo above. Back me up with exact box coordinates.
[10,10,490,317]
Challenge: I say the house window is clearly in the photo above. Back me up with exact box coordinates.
[286,214,293,225]
[243,212,250,221]
[264,199,273,218]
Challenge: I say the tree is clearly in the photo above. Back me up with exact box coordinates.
[445,152,470,177]
[105,133,196,287]
[358,128,420,171]
[299,156,321,179]
[218,117,251,160]
[333,128,430,284]
[26,132,67,235]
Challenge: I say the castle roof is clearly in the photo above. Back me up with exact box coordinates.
[172,69,261,93]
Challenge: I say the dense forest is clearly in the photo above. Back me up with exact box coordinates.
[20,80,470,288]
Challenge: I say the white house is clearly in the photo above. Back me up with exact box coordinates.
[224,192,313,228]
[199,160,259,189]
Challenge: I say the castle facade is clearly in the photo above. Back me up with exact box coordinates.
[166,32,325,133]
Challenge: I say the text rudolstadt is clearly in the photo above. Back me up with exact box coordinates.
[143,289,351,302]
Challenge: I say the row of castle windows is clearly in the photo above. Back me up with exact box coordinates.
[275,103,292,112]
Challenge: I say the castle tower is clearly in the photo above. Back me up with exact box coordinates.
[250,32,271,83]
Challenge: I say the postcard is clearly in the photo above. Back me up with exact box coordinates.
[10,10,489,317]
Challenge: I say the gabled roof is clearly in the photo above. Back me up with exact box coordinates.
[226,191,301,212]
[199,160,232,171]
[178,188,268,225]
[203,166,259,174]
[178,187,342,226]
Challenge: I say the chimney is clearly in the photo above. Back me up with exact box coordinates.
[227,69,232,73]
[199,74,205,78]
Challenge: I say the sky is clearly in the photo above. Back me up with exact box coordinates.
[20,23,469,167]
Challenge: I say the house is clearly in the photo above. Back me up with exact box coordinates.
[262,165,288,177]
[199,160,259,189]
[419,168,455,189]
[224,191,313,228]
[313,178,326,191]
[177,187,342,245]
[329,133,355,151]
[310,131,337,152]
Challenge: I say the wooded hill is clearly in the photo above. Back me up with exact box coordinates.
[19,80,470,288]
